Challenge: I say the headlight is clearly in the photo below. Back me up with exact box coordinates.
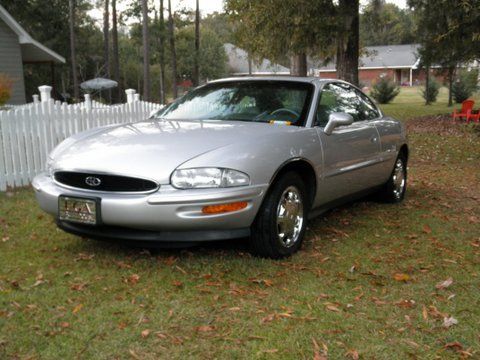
[171,168,250,189]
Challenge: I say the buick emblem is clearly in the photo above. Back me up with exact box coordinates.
[85,176,101,187]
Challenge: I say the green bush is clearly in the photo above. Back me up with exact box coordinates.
[421,79,440,104]
[370,77,400,104]
[452,69,478,103]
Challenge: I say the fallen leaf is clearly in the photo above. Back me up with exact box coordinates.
[70,283,88,291]
[423,224,432,234]
[141,329,150,338]
[195,325,215,332]
[72,304,83,314]
[172,280,183,288]
[126,274,140,285]
[435,277,453,290]
[346,349,360,360]
[393,273,411,282]
[74,253,95,261]
[129,349,141,359]
[443,316,458,328]
[444,341,463,351]
[395,299,416,308]
[250,278,273,287]
[325,304,340,312]
[422,305,428,320]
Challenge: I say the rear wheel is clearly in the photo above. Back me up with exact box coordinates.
[249,172,308,258]
[379,153,407,203]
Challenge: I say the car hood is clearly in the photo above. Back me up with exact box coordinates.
[52,119,298,184]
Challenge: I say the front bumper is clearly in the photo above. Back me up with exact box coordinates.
[32,173,268,241]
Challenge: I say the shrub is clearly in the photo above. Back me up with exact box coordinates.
[0,73,13,106]
[452,69,478,103]
[421,79,440,104]
[370,77,400,104]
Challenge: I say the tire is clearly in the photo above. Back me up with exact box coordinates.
[249,172,309,259]
[379,152,407,203]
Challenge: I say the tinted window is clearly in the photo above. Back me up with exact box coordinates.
[155,81,314,127]
[315,83,380,126]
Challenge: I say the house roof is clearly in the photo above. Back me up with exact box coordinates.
[224,43,289,75]
[317,44,420,71]
[0,4,65,63]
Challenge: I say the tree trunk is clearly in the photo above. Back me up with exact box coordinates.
[68,0,79,101]
[447,66,454,107]
[168,0,178,99]
[290,54,307,76]
[103,0,111,103]
[336,0,359,86]
[193,0,200,87]
[159,0,166,104]
[141,0,150,101]
[111,0,120,103]
[425,64,430,105]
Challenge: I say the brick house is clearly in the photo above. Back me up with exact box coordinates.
[314,44,439,87]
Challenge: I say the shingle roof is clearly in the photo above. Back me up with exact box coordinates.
[317,44,420,71]
[0,4,65,63]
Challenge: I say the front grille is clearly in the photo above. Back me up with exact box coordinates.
[54,171,158,192]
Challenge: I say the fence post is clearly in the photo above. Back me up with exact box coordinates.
[125,89,136,103]
[84,94,92,111]
[134,94,140,102]
[38,86,52,102]
[33,94,40,104]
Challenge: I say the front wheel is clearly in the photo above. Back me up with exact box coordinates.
[249,172,308,259]
[379,153,407,203]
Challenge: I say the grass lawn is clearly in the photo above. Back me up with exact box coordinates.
[378,86,480,120]
[1,89,480,359]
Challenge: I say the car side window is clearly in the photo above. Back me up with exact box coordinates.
[315,83,361,126]
[355,90,380,121]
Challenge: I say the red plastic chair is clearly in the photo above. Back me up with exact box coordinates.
[452,100,474,122]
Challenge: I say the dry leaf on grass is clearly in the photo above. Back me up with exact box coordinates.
[435,277,453,290]
[423,224,432,234]
[393,273,411,282]
[125,274,140,285]
[444,341,463,351]
[195,325,215,332]
[443,316,458,328]
[72,304,83,314]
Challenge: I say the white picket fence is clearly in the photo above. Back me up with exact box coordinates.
[0,87,163,191]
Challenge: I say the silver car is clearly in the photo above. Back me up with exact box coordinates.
[33,77,408,258]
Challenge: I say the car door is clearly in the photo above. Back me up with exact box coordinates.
[314,82,382,204]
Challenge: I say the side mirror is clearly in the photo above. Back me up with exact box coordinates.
[324,112,354,135]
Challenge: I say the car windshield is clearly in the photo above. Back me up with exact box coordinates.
[154,80,314,126]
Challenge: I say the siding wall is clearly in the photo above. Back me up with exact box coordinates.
[0,18,26,104]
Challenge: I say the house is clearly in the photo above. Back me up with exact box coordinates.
[0,4,65,104]
[313,44,432,86]
[224,43,289,76]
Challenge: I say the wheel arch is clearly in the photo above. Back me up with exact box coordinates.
[268,158,317,208]
[399,143,409,161]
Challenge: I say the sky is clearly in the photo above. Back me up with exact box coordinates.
[89,0,408,25]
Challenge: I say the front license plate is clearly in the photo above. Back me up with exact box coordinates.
[58,196,99,225]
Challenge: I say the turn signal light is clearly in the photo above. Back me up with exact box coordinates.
[202,201,248,214]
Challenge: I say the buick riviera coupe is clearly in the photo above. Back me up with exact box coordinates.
[33,77,408,258]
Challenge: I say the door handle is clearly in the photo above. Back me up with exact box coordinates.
[370,136,378,143]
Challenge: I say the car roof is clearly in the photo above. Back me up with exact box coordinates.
[209,76,336,85]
